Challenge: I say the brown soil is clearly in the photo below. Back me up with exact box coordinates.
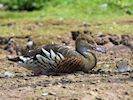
[0,73,132,100]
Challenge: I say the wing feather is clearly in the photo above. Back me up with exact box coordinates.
[56,57,83,73]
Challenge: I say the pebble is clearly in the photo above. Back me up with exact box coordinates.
[95,96,103,100]
[116,61,132,73]
[48,92,56,96]
[124,91,129,95]
[1,71,15,78]
[42,92,48,96]
[61,86,66,88]
[42,92,56,96]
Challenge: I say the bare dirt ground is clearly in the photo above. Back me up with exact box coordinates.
[0,73,133,100]
[0,19,133,100]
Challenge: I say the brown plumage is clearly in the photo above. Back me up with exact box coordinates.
[8,34,99,74]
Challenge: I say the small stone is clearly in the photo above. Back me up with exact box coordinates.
[109,35,121,45]
[116,61,132,73]
[94,88,98,92]
[42,92,56,96]
[4,71,15,77]
[70,98,78,100]
[90,81,96,84]
[98,32,104,36]
[107,79,111,83]
[95,37,108,45]
[42,92,48,96]
[48,92,56,96]
[94,46,107,53]
[95,96,102,100]
[82,84,85,87]
[61,86,66,88]
[124,91,129,95]
[89,91,97,96]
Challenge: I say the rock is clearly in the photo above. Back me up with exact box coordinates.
[59,78,73,84]
[121,35,130,46]
[48,92,56,96]
[4,71,15,77]
[95,36,109,45]
[61,86,66,88]
[121,34,133,49]
[124,91,129,95]
[116,61,132,73]
[103,42,114,50]
[42,92,48,96]
[95,33,110,45]
[42,92,56,96]
[95,96,103,100]
[108,35,121,45]
[83,30,92,35]
[0,37,9,45]
[94,46,107,53]
[107,44,132,57]
[97,32,104,36]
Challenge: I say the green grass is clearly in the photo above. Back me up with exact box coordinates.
[0,0,133,20]
[0,0,132,38]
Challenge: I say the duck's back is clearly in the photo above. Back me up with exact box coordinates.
[26,44,80,57]
[22,44,84,73]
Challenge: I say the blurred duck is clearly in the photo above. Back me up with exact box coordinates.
[4,38,16,54]
[8,34,105,75]
[4,38,21,55]
[26,38,35,50]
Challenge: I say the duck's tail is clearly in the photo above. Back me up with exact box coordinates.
[7,55,32,64]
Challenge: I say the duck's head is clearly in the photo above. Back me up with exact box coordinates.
[76,33,106,54]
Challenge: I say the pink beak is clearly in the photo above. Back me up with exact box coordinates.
[91,45,107,53]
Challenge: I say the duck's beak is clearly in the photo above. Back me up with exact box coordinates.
[91,45,106,53]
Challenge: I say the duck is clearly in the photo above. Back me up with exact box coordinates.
[4,38,21,55]
[8,34,105,75]
[4,38,16,54]
[26,38,35,50]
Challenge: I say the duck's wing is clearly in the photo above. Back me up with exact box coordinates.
[55,57,83,73]
[35,47,83,73]
[8,44,83,73]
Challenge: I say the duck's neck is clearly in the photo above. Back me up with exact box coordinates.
[76,40,97,72]
[82,51,97,72]
[76,40,88,55]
